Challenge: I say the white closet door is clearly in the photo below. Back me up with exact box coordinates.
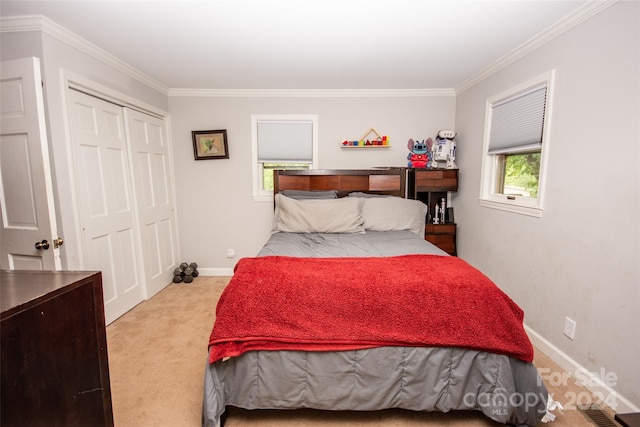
[69,89,144,324]
[0,57,60,270]
[124,108,178,298]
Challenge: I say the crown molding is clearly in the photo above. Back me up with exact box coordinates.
[455,0,618,95]
[1,15,452,98]
[0,15,170,95]
[2,0,616,99]
[167,88,455,98]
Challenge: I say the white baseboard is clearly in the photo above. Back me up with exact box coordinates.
[525,324,639,414]
[198,268,234,276]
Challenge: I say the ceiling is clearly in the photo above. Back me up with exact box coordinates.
[0,0,592,91]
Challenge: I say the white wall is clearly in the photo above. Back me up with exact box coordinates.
[454,1,639,409]
[169,95,455,272]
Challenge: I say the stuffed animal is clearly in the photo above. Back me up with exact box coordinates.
[407,138,433,168]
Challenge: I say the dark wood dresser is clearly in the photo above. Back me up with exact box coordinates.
[1,270,114,427]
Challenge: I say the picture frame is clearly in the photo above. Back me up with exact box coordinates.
[192,129,229,160]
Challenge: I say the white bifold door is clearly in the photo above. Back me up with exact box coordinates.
[68,89,178,324]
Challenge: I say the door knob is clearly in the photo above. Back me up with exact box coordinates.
[53,238,64,248]
[35,240,50,250]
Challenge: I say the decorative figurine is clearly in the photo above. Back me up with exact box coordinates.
[407,138,432,168]
[433,129,457,169]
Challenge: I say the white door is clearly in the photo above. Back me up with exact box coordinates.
[0,57,61,270]
[124,108,178,298]
[68,89,144,323]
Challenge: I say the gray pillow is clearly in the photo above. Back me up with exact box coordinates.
[360,196,427,236]
[273,194,365,234]
[280,190,338,200]
[347,192,387,198]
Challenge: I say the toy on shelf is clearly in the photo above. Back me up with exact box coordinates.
[407,137,433,168]
[342,127,389,147]
[433,198,446,224]
[433,129,457,169]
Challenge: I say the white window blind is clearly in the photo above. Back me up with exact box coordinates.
[488,84,547,155]
[257,121,313,162]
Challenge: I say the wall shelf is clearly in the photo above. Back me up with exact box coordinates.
[342,127,389,148]
[341,145,391,148]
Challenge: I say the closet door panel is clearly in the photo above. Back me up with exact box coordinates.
[159,218,174,269]
[69,89,144,324]
[125,108,178,298]
[152,153,170,205]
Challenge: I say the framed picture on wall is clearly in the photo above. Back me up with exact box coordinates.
[192,129,229,160]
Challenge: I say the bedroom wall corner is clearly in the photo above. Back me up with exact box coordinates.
[0,26,171,270]
[453,1,639,411]
[36,32,170,270]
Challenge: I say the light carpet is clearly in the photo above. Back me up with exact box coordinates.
[106,276,616,426]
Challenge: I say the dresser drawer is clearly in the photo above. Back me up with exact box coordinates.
[426,234,455,245]
[414,169,458,191]
[426,223,456,234]
[426,241,456,255]
[425,223,457,256]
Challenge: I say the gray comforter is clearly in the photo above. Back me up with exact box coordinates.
[203,231,549,427]
[257,230,448,257]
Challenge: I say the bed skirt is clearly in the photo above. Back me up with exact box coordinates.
[202,346,548,427]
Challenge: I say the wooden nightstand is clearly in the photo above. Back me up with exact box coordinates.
[425,223,457,256]
[408,168,459,256]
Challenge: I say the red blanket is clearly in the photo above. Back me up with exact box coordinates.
[208,255,533,363]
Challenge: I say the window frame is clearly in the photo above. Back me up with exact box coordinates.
[251,114,318,201]
[479,70,555,218]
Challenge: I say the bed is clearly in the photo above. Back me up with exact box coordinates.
[203,168,550,427]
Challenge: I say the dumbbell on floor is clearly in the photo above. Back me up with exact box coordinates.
[189,262,199,277]
[172,261,199,283]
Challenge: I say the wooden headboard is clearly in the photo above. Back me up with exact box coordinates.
[273,168,407,198]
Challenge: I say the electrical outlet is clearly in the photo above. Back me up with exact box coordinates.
[227,248,235,258]
[563,317,576,340]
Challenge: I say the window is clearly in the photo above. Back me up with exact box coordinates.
[479,71,554,217]
[252,115,318,200]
